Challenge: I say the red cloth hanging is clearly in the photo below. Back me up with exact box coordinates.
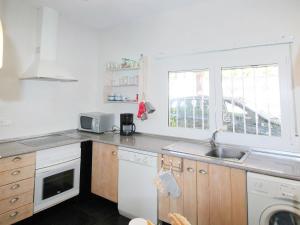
[137,102,146,119]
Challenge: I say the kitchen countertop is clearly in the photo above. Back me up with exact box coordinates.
[1,130,300,181]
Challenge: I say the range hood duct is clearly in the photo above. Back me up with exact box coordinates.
[20,7,77,82]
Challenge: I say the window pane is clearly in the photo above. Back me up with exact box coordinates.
[222,65,281,137]
[169,70,209,129]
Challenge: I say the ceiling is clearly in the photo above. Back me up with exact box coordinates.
[28,0,197,30]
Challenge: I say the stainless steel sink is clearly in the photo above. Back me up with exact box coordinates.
[205,146,249,163]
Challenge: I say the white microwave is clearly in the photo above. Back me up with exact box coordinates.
[78,112,115,133]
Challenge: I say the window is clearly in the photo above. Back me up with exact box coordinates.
[165,44,295,150]
[222,65,281,137]
[169,70,209,129]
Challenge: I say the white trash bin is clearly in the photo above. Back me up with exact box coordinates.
[129,218,148,225]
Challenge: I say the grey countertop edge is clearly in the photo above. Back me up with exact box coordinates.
[0,129,81,144]
[1,129,300,181]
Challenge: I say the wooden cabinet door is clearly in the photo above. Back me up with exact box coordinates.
[231,168,247,225]
[158,156,248,225]
[158,155,170,223]
[197,163,247,225]
[158,155,184,223]
[197,162,210,225]
[183,159,197,225]
[91,143,118,203]
[209,164,232,225]
[170,170,184,215]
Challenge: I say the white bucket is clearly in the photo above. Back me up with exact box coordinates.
[129,218,148,225]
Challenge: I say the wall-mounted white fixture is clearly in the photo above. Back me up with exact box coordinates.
[20,7,78,82]
[0,19,3,69]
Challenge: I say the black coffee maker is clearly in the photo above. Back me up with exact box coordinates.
[120,113,136,136]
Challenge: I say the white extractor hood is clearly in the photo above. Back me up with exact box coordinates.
[20,7,77,82]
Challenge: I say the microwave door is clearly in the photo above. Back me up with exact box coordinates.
[80,116,93,130]
[80,116,98,132]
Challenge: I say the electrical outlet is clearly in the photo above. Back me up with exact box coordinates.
[0,119,12,127]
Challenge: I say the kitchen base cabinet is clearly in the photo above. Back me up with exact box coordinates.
[0,191,33,215]
[158,193,170,223]
[158,155,184,224]
[183,159,197,225]
[91,142,118,203]
[0,178,34,201]
[209,165,232,225]
[0,153,35,225]
[0,165,35,187]
[158,155,248,225]
[170,170,184,215]
[199,164,248,225]
[197,162,210,225]
[230,168,248,225]
[0,203,33,225]
[0,153,35,172]
[158,155,170,223]
[158,157,197,225]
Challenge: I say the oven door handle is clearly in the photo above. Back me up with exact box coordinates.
[36,158,81,175]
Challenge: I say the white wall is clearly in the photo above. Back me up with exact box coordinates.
[97,0,300,151]
[1,0,300,151]
[0,0,100,139]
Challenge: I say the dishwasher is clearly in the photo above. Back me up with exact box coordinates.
[118,147,158,224]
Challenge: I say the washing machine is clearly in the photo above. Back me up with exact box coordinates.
[248,172,300,225]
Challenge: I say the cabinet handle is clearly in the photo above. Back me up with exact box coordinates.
[9,211,19,218]
[10,197,19,204]
[187,167,195,173]
[112,151,117,156]
[199,169,208,175]
[11,170,21,176]
[10,184,20,190]
[12,157,22,162]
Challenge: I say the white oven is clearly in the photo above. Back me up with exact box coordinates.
[34,144,81,213]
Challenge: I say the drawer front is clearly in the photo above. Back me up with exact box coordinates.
[0,178,34,201]
[0,165,35,187]
[0,191,33,215]
[161,155,183,172]
[0,203,33,225]
[0,153,35,173]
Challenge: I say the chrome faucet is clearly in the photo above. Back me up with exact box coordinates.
[210,129,222,150]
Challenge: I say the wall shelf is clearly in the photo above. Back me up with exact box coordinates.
[106,67,140,72]
[105,100,138,104]
[106,84,138,88]
[103,55,147,105]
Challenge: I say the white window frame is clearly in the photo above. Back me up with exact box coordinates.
[162,44,295,151]
[162,54,217,141]
[168,69,210,130]
[213,44,296,150]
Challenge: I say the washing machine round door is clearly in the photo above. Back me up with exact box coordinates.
[260,205,300,225]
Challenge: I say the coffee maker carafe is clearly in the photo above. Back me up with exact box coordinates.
[120,113,136,136]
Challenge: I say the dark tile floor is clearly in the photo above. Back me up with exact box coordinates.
[16,194,130,225]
